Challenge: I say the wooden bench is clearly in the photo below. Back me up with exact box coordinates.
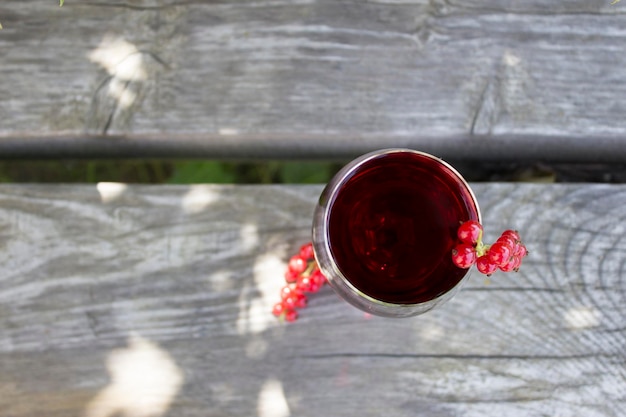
[1,183,625,416]
[1,1,625,416]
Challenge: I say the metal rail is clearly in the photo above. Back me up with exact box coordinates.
[0,134,625,163]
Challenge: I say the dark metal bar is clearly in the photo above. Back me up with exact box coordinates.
[0,133,625,163]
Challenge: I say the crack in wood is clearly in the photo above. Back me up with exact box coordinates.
[470,77,499,136]
[296,353,608,360]
[462,287,564,293]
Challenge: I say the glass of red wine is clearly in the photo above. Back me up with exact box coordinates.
[312,149,481,317]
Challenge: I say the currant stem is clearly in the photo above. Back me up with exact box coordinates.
[302,261,317,277]
[476,242,490,257]
[474,231,490,257]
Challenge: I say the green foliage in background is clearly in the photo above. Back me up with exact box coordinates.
[167,161,338,184]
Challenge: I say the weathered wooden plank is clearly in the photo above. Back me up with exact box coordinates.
[0,183,624,416]
[1,1,626,158]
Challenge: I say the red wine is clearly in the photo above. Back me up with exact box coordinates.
[327,151,479,304]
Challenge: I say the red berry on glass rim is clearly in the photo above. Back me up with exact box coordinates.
[451,243,477,269]
[451,220,527,278]
[488,241,512,267]
[476,255,498,276]
[514,243,528,258]
[499,256,521,272]
[457,220,483,245]
[496,235,516,249]
[501,229,521,243]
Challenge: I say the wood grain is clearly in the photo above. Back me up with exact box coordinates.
[0,183,624,416]
[1,1,626,158]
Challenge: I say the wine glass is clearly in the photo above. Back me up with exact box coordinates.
[312,149,481,317]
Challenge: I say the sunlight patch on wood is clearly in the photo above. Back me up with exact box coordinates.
[89,36,147,82]
[257,379,290,417]
[417,322,445,342]
[237,253,285,335]
[503,50,521,67]
[96,182,128,204]
[210,270,234,292]
[240,223,260,252]
[181,185,221,214]
[218,128,240,136]
[84,334,183,417]
[563,306,601,329]
[88,36,147,109]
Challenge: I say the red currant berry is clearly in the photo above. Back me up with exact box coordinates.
[284,308,298,322]
[488,241,512,267]
[284,269,299,283]
[294,293,308,308]
[280,284,300,300]
[501,229,521,243]
[457,220,483,245]
[309,279,322,293]
[311,268,327,286]
[296,275,313,292]
[288,255,307,275]
[496,235,516,249]
[272,302,285,317]
[476,255,498,276]
[451,243,477,268]
[299,243,315,261]
[514,243,528,258]
[283,292,307,309]
[499,256,521,272]
[282,296,296,310]
[274,243,329,322]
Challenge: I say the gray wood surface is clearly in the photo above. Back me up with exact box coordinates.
[1,1,626,159]
[0,183,624,416]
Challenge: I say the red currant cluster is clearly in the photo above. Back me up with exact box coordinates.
[451,220,528,276]
[272,243,327,322]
